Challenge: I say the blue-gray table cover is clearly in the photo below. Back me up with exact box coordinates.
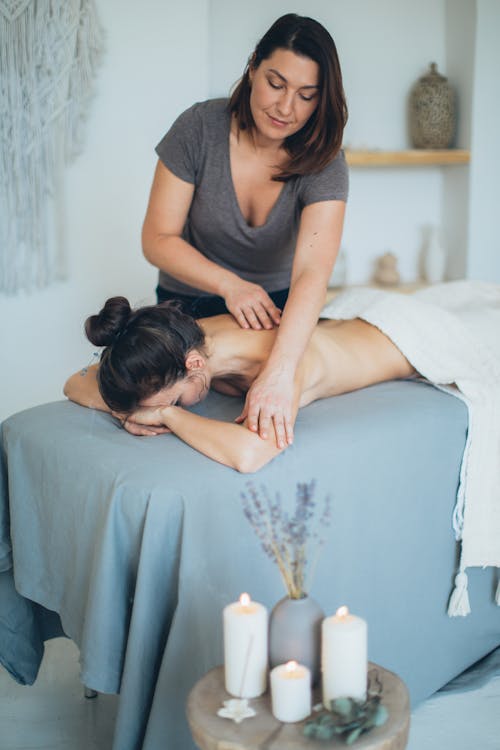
[1,382,499,750]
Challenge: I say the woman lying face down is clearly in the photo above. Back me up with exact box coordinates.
[64,297,415,473]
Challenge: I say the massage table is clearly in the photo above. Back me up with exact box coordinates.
[1,382,499,750]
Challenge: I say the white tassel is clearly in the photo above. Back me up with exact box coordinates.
[448,571,471,617]
[495,579,500,606]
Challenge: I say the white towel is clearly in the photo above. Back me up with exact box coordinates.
[321,281,500,616]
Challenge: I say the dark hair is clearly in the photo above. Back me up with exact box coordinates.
[85,297,205,413]
[229,13,348,181]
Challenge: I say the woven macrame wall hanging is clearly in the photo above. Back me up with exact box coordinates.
[0,0,105,294]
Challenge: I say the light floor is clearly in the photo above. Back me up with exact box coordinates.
[0,638,499,750]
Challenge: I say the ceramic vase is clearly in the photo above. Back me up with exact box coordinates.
[269,595,324,685]
[423,228,446,283]
[410,62,456,149]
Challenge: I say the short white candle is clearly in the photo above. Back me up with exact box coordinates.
[270,660,312,723]
[223,593,268,698]
[322,606,367,705]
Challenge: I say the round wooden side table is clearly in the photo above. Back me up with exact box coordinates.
[187,663,410,750]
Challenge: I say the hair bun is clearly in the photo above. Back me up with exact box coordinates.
[85,296,132,347]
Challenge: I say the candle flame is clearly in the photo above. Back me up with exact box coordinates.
[285,660,298,672]
[239,592,251,607]
[336,605,349,618]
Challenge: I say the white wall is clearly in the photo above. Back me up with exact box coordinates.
[442,0,475,280]
[211,0,446,149]
[210,0,447,283]
[467,0,500,280]
[1,0,499,422]
[0,0,209,421]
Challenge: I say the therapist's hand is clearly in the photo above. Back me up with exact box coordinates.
[221,278,282,330]
[236,364,295,449]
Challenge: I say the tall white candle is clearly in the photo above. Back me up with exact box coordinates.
[223,593,268,698]
[270,661,312,723]
[322,606,367,705]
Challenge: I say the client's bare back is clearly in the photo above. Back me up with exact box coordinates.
[203,314,415,407]
[308,318,416,401]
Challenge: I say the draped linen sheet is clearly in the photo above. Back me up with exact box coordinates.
[321,281,500,615]
[1,383,500,750]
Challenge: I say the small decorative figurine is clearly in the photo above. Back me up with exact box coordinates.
[373,252,400,286]
[217,698,257,724]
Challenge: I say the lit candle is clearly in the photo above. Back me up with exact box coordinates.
[223,593,268,698]
[270,660,312,723]
[321,606,367,705]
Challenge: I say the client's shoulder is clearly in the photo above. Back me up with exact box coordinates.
[200,314,240,335]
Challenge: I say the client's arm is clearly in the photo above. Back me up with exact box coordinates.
[63,365,169,436]
[128,373,304,473]
[64,365,109,411]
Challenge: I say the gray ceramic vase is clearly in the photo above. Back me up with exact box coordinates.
[269,595,324,685]
[409,62,456,149]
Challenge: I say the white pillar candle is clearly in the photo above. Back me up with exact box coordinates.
[270,660,312,723]
[223,593,268,698]
[322,606,367,705]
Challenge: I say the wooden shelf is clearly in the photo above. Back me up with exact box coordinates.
[325,281,427,305]
[344,149,470,167]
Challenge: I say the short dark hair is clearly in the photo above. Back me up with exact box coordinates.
[85,297,205,413]
[229,13,348,181]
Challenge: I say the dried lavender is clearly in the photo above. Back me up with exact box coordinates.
[241,480,331,599]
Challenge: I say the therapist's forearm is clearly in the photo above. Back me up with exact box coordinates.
[265,270,328,373]
[143,233,241,297]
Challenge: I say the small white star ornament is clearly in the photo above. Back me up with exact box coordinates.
[217,698,257,724]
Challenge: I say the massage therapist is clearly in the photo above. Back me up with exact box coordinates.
[141,13,348,449]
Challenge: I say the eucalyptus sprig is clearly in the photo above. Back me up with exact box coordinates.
[240,480,331,599]
[304,670,388,744]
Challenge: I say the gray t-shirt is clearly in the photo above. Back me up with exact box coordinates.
[155,98,348,296]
